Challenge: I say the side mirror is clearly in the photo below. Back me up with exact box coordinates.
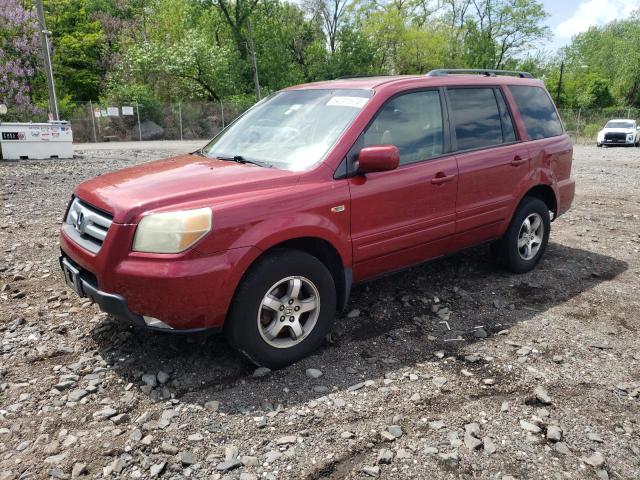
[357,145,400,174]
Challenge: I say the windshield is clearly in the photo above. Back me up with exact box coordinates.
[605,121,635,129]
[202,89,373,171]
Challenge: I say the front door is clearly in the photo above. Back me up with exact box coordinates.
[348,89,458,281]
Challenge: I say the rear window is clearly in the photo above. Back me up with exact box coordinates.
[509,85,563,140]
[448,88,509,151]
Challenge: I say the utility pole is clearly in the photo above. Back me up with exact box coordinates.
[246,19,261,101]
[555,61,564,108]
[35,0,59,121]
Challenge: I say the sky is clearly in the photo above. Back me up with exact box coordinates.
[544,0,640,52]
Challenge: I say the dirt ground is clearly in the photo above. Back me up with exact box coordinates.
[1,143,639,480]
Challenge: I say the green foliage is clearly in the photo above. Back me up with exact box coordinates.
[103,83,161,119]
[583,123,601,139]
[463,0,550,69]
[559,13,640,107]
[575,76,614,109]
[43,0,109,100]
[3,0,639,119]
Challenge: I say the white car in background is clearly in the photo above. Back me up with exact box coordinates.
[597,119,639,147]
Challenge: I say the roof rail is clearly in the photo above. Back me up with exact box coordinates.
[334,74,391,79]
[426,69,534,79]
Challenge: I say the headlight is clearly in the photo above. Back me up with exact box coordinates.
[132,207,212,253]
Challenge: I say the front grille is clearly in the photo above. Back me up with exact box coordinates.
[64,197,113,253]
[604,132,627,141]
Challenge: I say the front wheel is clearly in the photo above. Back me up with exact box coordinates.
[225,249,336,368]
[491,197,551,273]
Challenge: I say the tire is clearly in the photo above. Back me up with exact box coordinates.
[225,248,336,368]
[596,143,602,147]
[491,197,551,274]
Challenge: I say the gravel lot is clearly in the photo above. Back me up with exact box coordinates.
[1,144,639,480]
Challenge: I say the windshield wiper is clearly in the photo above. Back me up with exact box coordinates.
[216,155,271,168]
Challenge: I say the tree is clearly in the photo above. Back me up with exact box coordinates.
[0,0,41,117]
[442,0,472,65]
[356,0,449,74]
[576,76,614,109]
[212,0,261,58]
[114,32,241,102]
[252,1,323,90]
[564,15,640,106]
[306,0,351,53]
[463,0,550,69]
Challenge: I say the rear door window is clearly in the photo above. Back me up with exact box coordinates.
[508,85,563,140]
[362,90,444,164]
[448,88,505,151]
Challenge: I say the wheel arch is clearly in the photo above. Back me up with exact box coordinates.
[520,184,558,220]
[232,236,352,315]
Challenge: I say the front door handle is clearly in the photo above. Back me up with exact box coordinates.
[431,172,456,185]
[511,155,528,166]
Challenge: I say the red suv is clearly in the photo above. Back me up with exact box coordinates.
[60,70,575,367]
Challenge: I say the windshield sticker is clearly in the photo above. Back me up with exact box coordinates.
[326,96,368,108]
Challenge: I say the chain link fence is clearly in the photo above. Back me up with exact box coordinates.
[11,102,640,145]
[559,107,640,144]
[53,101,249,143]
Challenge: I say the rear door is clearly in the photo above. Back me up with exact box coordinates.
[348,89,458,281]
[507,85,573,212]
[446,86,530,249]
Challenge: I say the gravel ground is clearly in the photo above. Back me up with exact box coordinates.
[1,144,639,480]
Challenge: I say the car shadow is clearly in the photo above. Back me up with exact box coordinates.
[91,241,627,411]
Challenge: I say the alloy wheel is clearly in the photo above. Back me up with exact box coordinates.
[517,213,544,261]
[257,276,320,348]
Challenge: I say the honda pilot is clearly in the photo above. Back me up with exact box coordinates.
[60,69,575,367]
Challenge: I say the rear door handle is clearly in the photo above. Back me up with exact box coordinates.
[511,155,528,166]
[431,172,456,185]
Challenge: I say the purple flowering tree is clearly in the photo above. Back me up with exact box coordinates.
[0,0,41,118]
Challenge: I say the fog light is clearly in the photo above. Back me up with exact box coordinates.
[143,316,174,330]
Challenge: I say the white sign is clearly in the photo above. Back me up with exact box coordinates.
[107,107,119,117]
[122,106,134,116]
[101,109,107,117]
[0,104,7,115]
[326,96,369,108]
[94,108,101,118]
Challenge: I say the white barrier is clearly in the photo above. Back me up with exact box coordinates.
[0,122,73,160]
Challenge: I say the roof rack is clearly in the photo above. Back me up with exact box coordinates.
[426,69,534,79]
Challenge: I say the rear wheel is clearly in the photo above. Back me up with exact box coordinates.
[225,248,336,368]
[491,197,550,273]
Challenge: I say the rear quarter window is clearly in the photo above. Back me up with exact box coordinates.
[508,85,563,140]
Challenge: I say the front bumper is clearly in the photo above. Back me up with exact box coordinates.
[59,255,214,332]
[59,224,260,331]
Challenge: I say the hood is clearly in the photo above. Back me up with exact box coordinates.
[74,154,299,223]
[600,127,636,134]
